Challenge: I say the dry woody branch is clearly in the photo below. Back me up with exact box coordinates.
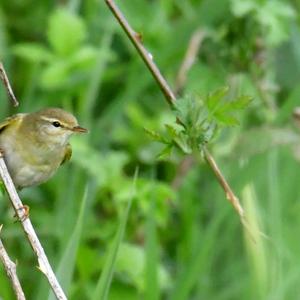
[0,63,19,107]
[105,0,245,219]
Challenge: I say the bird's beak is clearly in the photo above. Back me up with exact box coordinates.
[72,126,88,133]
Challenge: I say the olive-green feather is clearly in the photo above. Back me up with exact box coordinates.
[61,143,72,165]
[0,114,23,134]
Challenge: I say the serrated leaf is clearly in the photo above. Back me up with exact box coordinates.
[175,96,205,129]
[173,97,191,123]
[47,9,86,56]
[157,145,173,159]
[144,128,167,143]
[215,112,240,126]
[202,123,218,143]
[165,123,183,138]
[206,86,229,112]
[218,95,252,113]
[229,95,252,110]
[173,135,192,154]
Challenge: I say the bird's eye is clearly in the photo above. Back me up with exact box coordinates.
[52,121,61,128]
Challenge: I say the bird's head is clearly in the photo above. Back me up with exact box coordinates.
[24,108,88,146]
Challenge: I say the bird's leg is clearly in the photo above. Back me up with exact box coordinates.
[14,205,30,222]
[0,148,30,221]
[0,148,29,221]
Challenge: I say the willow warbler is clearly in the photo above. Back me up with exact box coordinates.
[0,107,87,189]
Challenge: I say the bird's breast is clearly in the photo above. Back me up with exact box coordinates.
[0,129,66,188]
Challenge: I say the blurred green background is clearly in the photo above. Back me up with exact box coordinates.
[0,0,300,299]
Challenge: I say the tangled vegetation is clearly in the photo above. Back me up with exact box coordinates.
[0,0,300,299]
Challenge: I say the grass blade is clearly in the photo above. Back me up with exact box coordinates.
[144,194,159,300]
[92,169,138,300]
[47,184,91,300]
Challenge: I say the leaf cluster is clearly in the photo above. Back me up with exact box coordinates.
[146,87,252,156]
[1,0,298,299]
[12,9,112,91]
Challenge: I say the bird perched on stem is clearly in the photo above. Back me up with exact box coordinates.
[0,107,87,189]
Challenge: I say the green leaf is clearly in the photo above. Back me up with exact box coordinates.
[218,95,252,113]
[135,179,176,227]
[144,128,167,143]
[12,43,53,63]
[174,135,192,154]
[173,96,194,124]
[165,123,183,138]
[69,46,99,69]
[214,112,239,126]
[174,96,205,129]
[206,86,229,112]
[157,144,173,159]
[202,123,218,143]
[40,61,70,89]
[47,9,86,56]
[229,95,253,110]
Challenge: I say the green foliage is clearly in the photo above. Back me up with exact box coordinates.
[0,181,5,196]
[47,9,86,56]
[12,8,107,91]
[144,198,159,300]
[0,0,300,299]
[146,87,251,156]
[93,171,136,300]
[230,0,296,46]
[48,185,90,300]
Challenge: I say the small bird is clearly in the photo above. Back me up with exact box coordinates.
[0,107,87,189]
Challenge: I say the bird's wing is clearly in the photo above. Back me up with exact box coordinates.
[0,114,24,134]
[61,143,72,165]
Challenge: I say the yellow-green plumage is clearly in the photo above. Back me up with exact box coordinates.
[0,108,87,189]
[61,144,72,165]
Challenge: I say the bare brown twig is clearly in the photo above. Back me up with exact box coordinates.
[105,0,244,219]
[104,0,176,107]
[0,62,19,107]
[0,225,26,300]
[202,147,244,216]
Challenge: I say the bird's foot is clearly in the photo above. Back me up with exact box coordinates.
[14,205,30,222]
